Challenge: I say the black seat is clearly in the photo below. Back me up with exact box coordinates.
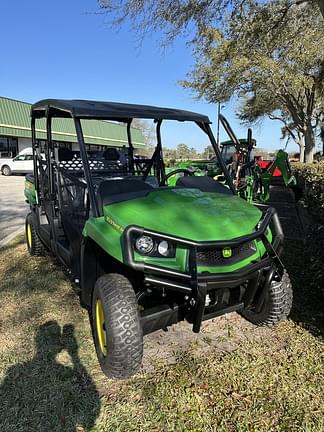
[102,148,120,161]
[58,147,75,161]
[126,175,159,188]
[176,175,232,195]
[97,178,154,211]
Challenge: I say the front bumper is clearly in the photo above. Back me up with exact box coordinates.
[122,206,284,332]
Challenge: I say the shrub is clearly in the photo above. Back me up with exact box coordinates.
[292,162,324,298]
[293,161,324,222]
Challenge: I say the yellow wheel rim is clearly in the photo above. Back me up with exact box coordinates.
[27,223,32,249]
[96,299,107,356]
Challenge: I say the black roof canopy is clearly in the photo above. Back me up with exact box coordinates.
[31,99,210,123]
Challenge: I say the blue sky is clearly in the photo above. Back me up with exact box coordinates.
[0,0,295,152]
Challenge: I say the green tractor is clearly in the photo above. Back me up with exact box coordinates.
[167,114,296,204]
[24,99,292,379]
[167,157,220,180]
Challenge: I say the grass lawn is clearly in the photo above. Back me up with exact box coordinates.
[0,236,323,432]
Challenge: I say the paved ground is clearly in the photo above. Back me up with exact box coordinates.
[0,175,29,246]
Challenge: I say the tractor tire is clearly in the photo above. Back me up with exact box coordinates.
[91,273,143,379]
[240,269,292,326]
[2,165,12,176]
[25,213,46,256]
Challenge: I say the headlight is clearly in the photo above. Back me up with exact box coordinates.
[157,240,169,257]
[134,235,175,257]
[135,236,154,254]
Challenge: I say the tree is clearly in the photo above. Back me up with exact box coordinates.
[189,146,198,158]
[320,119,324,155]
[100,0,324,161]
[202,145,214,159]
[181,2,324,162]
[131,118,156,147]
[163,147,177,160]
[239,94,308,161]
[176,143,191,159]
[98,0,324,43]
[280,117,306,162]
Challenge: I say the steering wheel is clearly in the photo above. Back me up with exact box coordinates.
[165,168,195,182]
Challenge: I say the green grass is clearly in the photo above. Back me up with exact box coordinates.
[0,236,323,432]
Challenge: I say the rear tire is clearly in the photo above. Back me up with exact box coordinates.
[25,213,46,256]
[2,165,11,176]
[240,269,292,326]
[92,273,143,379]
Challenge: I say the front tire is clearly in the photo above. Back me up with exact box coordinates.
[2,165,12,176]
[240,269,292,326]
[25,213,46,256]
[92,273,143,379]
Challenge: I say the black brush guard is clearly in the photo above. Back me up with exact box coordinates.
[122,207,284,334]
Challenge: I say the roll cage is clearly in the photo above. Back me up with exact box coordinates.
[31,99,236,219]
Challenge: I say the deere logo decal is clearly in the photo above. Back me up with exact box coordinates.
[222,247,232,258]
[105,216,124,233]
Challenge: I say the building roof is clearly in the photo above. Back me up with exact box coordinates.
[0,97,144,147]
[32,99,210,123]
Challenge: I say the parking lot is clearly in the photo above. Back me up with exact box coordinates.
[0,175,29,246]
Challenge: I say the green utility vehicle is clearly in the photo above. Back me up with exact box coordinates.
[24,99,292,379]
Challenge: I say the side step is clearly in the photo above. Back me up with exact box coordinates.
[203,302,244,321]
[140,304,184,335]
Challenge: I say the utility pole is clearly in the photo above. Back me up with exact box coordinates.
[216,102,221,147]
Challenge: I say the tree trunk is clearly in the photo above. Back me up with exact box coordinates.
[298,136,305,163]
[304,124,315,163]
[318,0,324,19]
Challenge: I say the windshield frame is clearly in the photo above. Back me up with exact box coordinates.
[31,109,236,218]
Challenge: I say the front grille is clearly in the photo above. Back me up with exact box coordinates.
[197,241,256,266]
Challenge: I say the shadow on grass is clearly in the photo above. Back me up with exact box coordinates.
[0,240,69,296]
[283,239,324,338]
[0,321,100,432]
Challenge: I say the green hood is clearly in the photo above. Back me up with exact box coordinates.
[103,188,262,242]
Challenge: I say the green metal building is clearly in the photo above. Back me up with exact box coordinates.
[0,97,144,158]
